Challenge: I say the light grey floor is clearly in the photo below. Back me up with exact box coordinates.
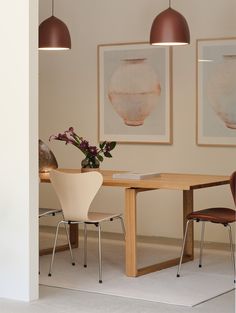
[1,229,233,313]
[0,286,234,313]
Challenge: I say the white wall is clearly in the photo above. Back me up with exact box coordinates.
[0,0,38,301]
[39,0,236,243]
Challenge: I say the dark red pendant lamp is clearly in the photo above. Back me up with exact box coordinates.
[39,0,71,50]
[150,0,190,46]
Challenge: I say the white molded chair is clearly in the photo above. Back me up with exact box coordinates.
[38,140,75,272]
[39,208,62,218]
[48,169,125,283]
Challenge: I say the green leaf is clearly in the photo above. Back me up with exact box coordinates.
[97,155,103,162]
[99,141,106,149]
[104,151,112,158]
[109,141,116,150]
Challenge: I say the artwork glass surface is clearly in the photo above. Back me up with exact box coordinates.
[98,42,172,144]
[197,38,236,146]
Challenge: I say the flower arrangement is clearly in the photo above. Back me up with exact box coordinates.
[49,127,116,169]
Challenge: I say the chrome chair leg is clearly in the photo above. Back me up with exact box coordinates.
[199,221,205,268]
[177,220,190,277]
[116,216,126,239]
[48,221,63,276]
[84,223,87,268]
[63,222,75,266]
[98,223,102,283]
[227,224,236,283]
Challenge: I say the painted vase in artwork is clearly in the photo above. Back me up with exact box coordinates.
[206,55,236,129]
[108,58,161,126]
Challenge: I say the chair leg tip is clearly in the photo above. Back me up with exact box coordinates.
[99,280,102,283]
[72,262,75,266]
[176,274,180,277]
[199,264,202,268]
[48,273,52,277]
[84,264,87,268]
[234,279,236,284]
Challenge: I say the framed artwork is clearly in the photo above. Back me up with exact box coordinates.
[97,42,172,144]
[196,37,236,146]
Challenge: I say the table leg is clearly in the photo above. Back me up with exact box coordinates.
[39,223,78,256]
[183,190,194,259]
[69,224,79,248]
[125,188,138,277]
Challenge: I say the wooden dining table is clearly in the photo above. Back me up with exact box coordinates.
[40,169,229,277]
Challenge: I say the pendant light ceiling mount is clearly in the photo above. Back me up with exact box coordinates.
[150,0,190,46]
[39,0,71,51]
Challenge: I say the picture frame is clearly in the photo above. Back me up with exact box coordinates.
[196,37,236,146]
[97,42,172,144]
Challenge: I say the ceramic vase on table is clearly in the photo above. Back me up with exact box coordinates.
[108,58,161,126]
[206,55,236,129]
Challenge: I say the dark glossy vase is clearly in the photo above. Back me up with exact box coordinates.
[39,139,58,173]
[81,156,100,172]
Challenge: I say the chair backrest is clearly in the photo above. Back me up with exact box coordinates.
[230,171,236,206]
[50,170,103,221]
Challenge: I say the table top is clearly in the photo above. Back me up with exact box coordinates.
[40,169,230,191]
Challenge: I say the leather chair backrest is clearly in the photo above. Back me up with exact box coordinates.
[230,171,236,206]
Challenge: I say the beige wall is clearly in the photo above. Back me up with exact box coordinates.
[39,0,236,243]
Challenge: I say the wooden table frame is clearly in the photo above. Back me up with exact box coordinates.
[40,170,229,277]
[125,188,194,276]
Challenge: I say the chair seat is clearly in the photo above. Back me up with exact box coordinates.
[85,212,122,223]
[187,207,236,224]
[39,208,62,218]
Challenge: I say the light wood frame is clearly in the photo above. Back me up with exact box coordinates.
[196,37,236,147]
[97,42,173,144]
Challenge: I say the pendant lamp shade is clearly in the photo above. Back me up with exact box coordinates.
[39,16,71,50]
[150,7,190,46]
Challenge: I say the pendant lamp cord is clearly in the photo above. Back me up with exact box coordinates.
[169,0,171,8]
[52,0,54,16]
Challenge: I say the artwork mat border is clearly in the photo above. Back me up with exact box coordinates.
[196,37,236,147]
[97,42,173,144]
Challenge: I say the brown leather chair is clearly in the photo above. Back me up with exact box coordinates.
[177,171,236,283]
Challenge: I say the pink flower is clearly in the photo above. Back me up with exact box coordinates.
[49,127,117,166]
